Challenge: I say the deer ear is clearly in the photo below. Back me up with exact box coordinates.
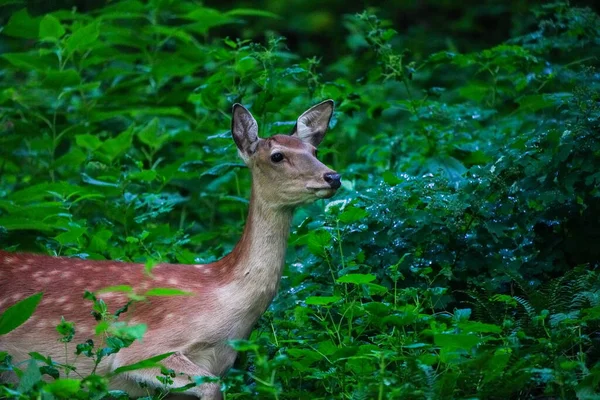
[231,104,259,163]
[291,99,334,147]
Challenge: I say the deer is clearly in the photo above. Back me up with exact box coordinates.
[0,100,341,399]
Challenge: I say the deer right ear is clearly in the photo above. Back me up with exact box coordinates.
[291,99,334,147]
[231,104,259,163]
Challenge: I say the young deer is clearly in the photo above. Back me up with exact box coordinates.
[0,100,341,399]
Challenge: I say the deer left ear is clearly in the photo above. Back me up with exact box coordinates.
[291,99,334,147]
[232,103,260,164]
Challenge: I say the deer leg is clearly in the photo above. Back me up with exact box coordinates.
[114,351,222,400]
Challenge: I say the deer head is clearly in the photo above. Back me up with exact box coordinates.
[231,100,341,209]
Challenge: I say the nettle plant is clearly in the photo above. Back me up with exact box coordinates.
[0,1,599,399]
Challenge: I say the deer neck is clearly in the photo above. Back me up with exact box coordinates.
[225,185,293,298]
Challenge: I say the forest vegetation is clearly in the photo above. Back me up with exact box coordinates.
[0,0,599,398]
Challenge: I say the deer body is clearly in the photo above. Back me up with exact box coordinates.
[0,101,340,399]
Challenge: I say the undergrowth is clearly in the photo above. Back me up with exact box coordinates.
[0,1,599,399]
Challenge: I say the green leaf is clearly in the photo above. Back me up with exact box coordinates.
[76,134,103,151]
[235,56,259,75]
[434,333,480,349]
[225,8,280,19]
[111,352,174,375]
[39,15,65,40]
[228,339,259,352]
[17,359,42,392]
[143,288,193,296]
[99,127,134,162]
[138,118,168,151]
[336,273,376,285]
[54,226,86,246]
[109,323,147,341]
[66,22,100,53]
[426,156,467,181]
[458,321,502,334]
[307,229,332,257]
[2,53,48,70]
[183,8,234,33]
[43,70,82,89]
[129,170,158,182]
[0,216,55,232]
[3,9,41,39]
[382,171,402,186]
[338,206,368,223]
[43,379,82,396]
[201,162,245,177]
[305,296,341,305]
[517,93,573,112]
[97,285,133,294]
[0,292,43,335]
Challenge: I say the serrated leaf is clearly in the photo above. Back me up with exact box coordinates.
[307,229,332,257]
[338,206,368,223]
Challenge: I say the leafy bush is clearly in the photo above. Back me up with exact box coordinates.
[1,1,599,399]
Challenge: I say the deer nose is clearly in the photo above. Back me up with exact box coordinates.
[324,173,341,189]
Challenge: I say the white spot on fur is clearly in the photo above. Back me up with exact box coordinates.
[4,257,16,264]
[63,271,73,278]
[75,278,84,285]
[57,296,68,304]
[32,271,43,278]
[167,278,179,285]
[19,264,31,272]
[37,277,52,284]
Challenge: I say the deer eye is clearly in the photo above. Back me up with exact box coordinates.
[270,152,284,163]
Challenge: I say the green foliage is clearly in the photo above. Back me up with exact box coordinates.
[1,0,599,399]
[0,293,43,335]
